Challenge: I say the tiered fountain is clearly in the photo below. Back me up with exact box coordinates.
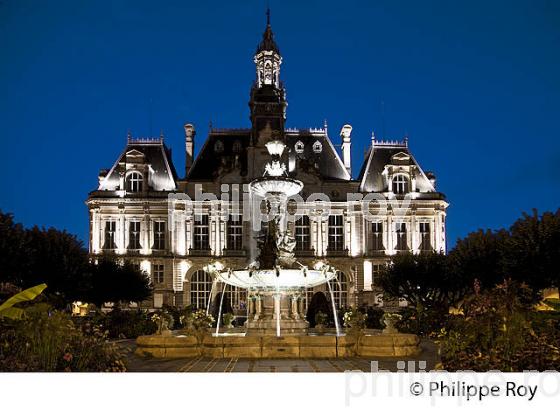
[206,139,341,336]
[135,139,422,359]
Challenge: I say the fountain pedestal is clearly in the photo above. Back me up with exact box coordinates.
[245,292,309,335]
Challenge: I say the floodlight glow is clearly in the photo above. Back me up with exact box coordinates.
[265,140,285,156]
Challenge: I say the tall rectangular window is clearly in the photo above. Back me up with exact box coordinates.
[128,221,141,250]
[153,264,164,284]
[193,214,210,250]
[395,222,408,251]
[370,221,384,251]
[153,221,166,250]
[103,221,116,250]
[295,215,310,251]
[419,222,432,251]
[372,264,383,286]
[328,215,344,251]
[227,215,243,250]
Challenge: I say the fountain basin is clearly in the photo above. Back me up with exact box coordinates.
[135,332,421,359]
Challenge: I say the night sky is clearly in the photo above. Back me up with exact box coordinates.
[0,0,558,248]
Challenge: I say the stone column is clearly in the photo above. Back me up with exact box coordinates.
[411,210,417,253]
[386,212,393,254]
[209,210,218,256]
[247,297,254,317]
[254,296,262,320]
[273,294,281,320]
[291,295,299,319]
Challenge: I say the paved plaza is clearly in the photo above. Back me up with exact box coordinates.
[121,339,439,372]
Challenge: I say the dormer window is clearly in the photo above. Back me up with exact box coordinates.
[295,140,304,154]
[232,140,242,154]
[392,174,409,194]
[312,140,322,153]
[126,172,143,192]
[214,140,224,153]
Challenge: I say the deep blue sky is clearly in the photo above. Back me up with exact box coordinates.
[1,0,559,248]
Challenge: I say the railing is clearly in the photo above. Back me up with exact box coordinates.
[189,248,212,256]
[294,248,315,257]
[326,248,349,257]
[222,248,247,257]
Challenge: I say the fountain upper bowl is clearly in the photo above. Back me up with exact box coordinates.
[214,268,336,290]
[249,177,303,198]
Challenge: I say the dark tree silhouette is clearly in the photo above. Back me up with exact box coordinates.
[377,252,461,309]
[85,258,152,307]
[504,209,560,292]
[448,228,509,291]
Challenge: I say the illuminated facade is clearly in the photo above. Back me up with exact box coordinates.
[86,14,448,312]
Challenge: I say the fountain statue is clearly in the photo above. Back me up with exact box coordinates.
[205,138,339,336]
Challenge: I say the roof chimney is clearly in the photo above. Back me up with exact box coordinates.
[340,124,352,174]
[184,123,195,177]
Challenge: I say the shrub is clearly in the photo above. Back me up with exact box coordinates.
[91,308,157,339]
[222,312,234,327]
[364,307,385,329]
[162,304,193,330]
[437,280,560,371]
[396,306,449,336]
[0,304,126,372]
[343,307,367,330]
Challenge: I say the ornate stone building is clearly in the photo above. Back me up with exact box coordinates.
[86,14,448,314]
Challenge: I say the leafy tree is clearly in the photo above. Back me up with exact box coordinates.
[448,228,509,291]
[377,252,460,309]
[504,209,560,292]
[0,211,29,286]
[85,258,152,307]
[377,252,458,335]
[0,210,152,309]
[0,211,89,307]
[25,226,90,306]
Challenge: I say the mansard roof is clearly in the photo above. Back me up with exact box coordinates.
[98,137,178,191]
[358,138,436,193]
[285,128,351,181]
[186,127,351,182]
[187,128,251,180]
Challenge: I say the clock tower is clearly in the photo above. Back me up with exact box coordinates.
[249,9,287,144]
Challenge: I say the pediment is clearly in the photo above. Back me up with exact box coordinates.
[391,151,410,162]
[125,149,146,158]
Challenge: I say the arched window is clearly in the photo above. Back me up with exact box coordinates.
[190,270,212,310]
[224,286,247,311]
[126,172,143,192]
[332,271,348,309]
[392,174,409,194]
[295,140,304,154]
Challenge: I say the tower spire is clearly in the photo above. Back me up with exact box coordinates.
[266,6,270,26]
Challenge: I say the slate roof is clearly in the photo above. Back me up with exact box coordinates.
[98,137,178,192]
[186,127,351,182]
[286,128,351,181]
[187,129,251,181]
[358,140,436,193]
